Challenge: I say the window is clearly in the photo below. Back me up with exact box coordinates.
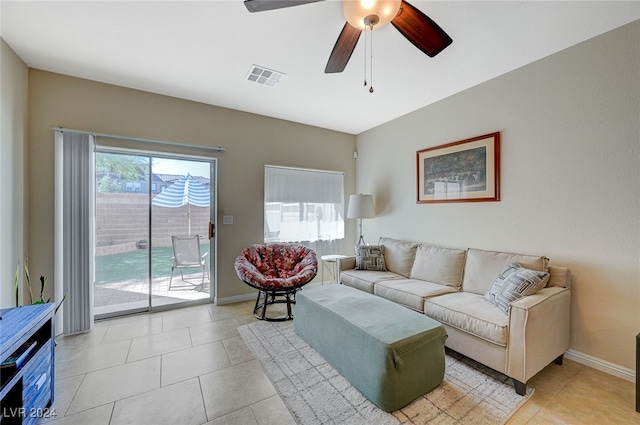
[264,166,344,247]
[125,181,142,192]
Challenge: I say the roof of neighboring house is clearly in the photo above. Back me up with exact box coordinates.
[156,174,210,186]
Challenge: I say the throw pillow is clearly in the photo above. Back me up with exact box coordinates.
[354,245,387,271]
[484,262,550,314]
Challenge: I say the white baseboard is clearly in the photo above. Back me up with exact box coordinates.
[565,349,635,383]
[215,293,256,305]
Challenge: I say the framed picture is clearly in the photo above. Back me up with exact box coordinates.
[417,132,500,203]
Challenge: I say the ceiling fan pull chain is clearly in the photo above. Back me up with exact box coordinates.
[363,26,368,87]
[369,24,374,94]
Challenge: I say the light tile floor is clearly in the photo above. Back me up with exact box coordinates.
[44,300,295,425]
[43,300,638,425]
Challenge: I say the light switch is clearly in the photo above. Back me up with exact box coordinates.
[222,215,234,225]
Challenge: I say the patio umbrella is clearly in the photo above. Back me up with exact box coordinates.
[152,173,210,235]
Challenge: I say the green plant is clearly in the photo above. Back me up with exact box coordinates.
[14,261,19,308]
[14,258,67,314]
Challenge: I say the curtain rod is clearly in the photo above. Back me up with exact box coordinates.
[53,126,226,153]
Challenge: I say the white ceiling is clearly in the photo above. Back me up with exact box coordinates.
[1,1,639,135]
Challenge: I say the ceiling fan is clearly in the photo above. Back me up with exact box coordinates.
[244,0,452,74]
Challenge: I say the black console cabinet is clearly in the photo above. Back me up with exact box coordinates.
[0,303,55,425]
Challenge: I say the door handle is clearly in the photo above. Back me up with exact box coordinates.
[209,222,215,239]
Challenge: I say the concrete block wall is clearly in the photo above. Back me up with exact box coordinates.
[96,193,210,251]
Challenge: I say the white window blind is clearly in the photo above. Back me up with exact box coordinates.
[264,166,344,253]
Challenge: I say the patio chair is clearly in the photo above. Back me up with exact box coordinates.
[169,235,209,289]
[234,243,317,321]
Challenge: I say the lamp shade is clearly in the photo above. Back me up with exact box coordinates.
[347,194,375,219]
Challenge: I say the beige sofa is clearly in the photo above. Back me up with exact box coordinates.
[337,237,571,395]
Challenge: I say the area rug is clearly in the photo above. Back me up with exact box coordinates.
[238,321,533,425]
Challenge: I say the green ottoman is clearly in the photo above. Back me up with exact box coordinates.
[294,284,447,412]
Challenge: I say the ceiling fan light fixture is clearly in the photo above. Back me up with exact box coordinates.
[343,0,401,30]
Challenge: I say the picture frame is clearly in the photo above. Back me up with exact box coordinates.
[417,132,500,204]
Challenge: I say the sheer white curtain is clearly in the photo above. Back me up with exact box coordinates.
[264,166,344,256]
[55,130,95,334]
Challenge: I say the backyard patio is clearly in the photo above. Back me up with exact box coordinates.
[94,272,211,316]
[94,244,212,316]
[95,168,213,316]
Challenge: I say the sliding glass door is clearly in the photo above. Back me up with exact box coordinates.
[94,151,216,318]
[150,158,213,309]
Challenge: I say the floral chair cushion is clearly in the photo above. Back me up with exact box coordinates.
[235,244,318,290]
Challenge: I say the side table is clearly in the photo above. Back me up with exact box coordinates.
[320,255,348,284]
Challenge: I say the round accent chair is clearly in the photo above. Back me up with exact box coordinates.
[234,243,318,321]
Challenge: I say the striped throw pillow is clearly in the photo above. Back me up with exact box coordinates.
[354,245,387,271]
[484,262,550,314]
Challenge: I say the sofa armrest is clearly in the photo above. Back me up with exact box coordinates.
[336,256,356,284]
[337,256,356,271]
[506,286,571,383]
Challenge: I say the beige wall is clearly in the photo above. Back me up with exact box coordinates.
[0,39,28,308]
[27,70,356,303]
[355,21,640,372]
[9,19,638,375]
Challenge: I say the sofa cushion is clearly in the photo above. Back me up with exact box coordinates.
[409,245,466,288]
[462,248,549,295]
[340,269,403,293]
[379,237,419,278]
[484,263,550,314]
[354,245,387,271]
[547,265,571,288]
[424,292,509,346]
[374,279,460,312]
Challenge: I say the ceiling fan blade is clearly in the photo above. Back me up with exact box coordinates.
[391,0,452,57]
[325,22,362,74]
[244,0,323,13]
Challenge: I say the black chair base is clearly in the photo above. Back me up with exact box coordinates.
[253,289,298,321]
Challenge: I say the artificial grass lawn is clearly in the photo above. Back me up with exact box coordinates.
[95,245,210,285]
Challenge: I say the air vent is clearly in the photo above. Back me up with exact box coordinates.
[246,65,285,87]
